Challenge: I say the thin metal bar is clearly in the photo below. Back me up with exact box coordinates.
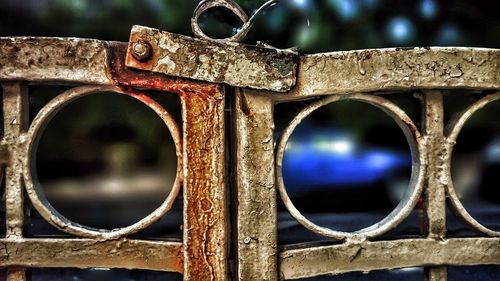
[427,267,447,281]
[181,85,229,281]
[279,238,500,280]
[235,89,277,281]
[422,90,446,238]
[6,268,25,281]
[422,91,447,280]
[0,238,183,272]
[2,82,28,281]
[2,82,28,238]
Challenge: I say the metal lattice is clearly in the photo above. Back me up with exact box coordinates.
[0,26,499,281]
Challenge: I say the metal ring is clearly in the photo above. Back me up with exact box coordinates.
[23,85,183,240]
[276,94,425,240]
[191,0,277,42]
[445,91,500,236]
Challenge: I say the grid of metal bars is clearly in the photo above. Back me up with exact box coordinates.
[0,36,499,281]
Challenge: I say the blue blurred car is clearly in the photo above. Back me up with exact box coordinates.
[281,127,412,199]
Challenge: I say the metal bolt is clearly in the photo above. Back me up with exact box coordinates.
[132,41,151,61]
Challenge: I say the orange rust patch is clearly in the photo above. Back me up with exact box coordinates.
[106,42,220,97]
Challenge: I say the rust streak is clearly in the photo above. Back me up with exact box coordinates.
[182,85,228,281]
[106,42,219,97]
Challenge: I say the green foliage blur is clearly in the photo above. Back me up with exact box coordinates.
[0,0,498,53]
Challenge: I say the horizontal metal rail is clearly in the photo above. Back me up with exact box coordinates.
[0,238,183,272]
[1,38,498,99]
[279,238,500,280]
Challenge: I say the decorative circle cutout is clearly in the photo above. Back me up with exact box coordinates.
[446,91,500,236]
[23,86,183,239]
[276,93,425,240]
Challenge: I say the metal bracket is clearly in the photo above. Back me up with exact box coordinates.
[125,25,298,92]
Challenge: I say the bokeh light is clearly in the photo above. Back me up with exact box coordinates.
[386,17,415,44]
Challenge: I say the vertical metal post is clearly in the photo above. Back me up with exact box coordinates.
[422,90,447,281]
[234,89,277,281]
[181,85,229,281]
[2,82,28,281]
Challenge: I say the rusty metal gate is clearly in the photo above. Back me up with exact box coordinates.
[0,13,499,281]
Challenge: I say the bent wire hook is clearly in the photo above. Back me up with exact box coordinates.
[191,0,277,42]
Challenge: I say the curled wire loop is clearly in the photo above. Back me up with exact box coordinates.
[191,0,277,42]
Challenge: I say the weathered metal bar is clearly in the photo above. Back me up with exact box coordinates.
[427,267,447,281]
[6,268,25,281]
[1,38,498,96]
[279,238,500,280]
[422,91,447,281]
[0,38,109,85]
[234,89,277,281]
[268,47,500,99]
[0,238,183,272]
[422,90,446,237]
[2,82,29,281]
[2,82,28,238]
[125,25,298,92]
[181,85,229,281]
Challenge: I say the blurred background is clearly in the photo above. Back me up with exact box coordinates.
[0,0,499,280]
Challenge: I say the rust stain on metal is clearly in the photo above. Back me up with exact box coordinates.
[181,85,228,281]
[106,41,220,97]
[125,25,298,92]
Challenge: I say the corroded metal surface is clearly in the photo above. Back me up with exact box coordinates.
[0,37,109,84]
[125,25,297,92]
[0,238,183,272]
[235,90,277,281]
[1,39,498,97]
[274,47,500,99]
[2,82,28,238]
[279,238,500,280]
[6,268,25,281]
[422,91,446,239]
[2,82,29,281]
[428,267,447,281]
[276,93,425,241]
[181,85,228,281]
[421,91,447,281]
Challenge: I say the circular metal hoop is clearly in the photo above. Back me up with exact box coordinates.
[445,91,500,236]
[23,85,183,239]
[276,93,425,240]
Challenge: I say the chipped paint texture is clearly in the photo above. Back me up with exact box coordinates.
[274,47,500,98]
[279,238,500,280]
[235,90,277,281]
[0,37,109,84]
[0,238,183,272]
[125,25,297,92]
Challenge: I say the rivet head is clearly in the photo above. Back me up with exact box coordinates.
[132,41,151,61]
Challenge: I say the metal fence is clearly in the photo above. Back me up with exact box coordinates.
[0,25,499,281]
